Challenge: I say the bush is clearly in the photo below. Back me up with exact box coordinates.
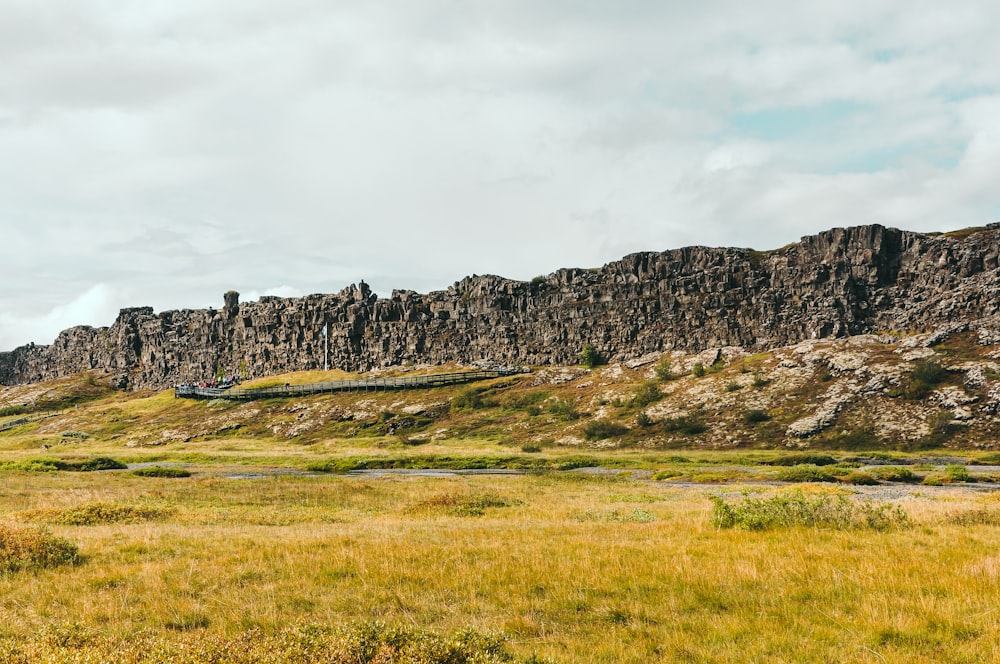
[74,457,127,472]
[868,466,919,483]
[579,344,604,369]
[711,491,910,531]
[498,390,550,411]
[0,524,79,573]
[583,420,629,441]
[752,370,770,388]
[763,454,837,467]
[661,416,707,435]
[1,457,126,473]
[774,465,836,483]
[944,464,972,483]
[911,360,948,385]
[725,381,742,392]
[840,471,879,485]
[546,399,580,421]
[635,412,653,427]
[691,362,705,378]
[904,360,948,400]
[654,358,674,381]
[23,502,170,526]
[744,409,771,424]
[0,405,30,417]
[631,381,662,408]
[132,466,191,478]
[450,387,495,412]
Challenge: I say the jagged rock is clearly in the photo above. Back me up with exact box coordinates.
[931,386,979,410]
[978,327,1000,346]
[786,381,860,437]
[4,224,1000,390]
[625,353,662,369]
[965,366,988,390]
[984,385,1000,415]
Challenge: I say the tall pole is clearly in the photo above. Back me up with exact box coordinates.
[323,323,329,372]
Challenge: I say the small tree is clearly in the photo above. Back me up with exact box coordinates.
[692,361,705,378]
[654,358,674,381]
[579,344,604,368]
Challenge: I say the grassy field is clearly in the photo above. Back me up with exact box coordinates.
[3,360,1000,662]
[3,466,1000,662]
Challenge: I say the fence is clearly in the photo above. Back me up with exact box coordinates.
[174,368,526,401]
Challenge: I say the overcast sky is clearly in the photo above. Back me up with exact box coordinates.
[2,1,999,351]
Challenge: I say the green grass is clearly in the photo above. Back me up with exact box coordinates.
[711,491,910,531]
[132,466,192,478]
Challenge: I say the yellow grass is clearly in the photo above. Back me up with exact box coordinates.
[2,470,1000,662]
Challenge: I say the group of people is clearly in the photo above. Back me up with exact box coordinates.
[177,375,242,390]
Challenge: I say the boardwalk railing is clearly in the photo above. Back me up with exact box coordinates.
[174,368,527,401]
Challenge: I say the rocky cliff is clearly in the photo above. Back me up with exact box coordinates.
[3,224,1000,390]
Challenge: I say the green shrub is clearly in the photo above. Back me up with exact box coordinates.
[823,428,883,450]
[132,466,191,478]
[1,457,126,473]
[911,360,948,385]
[711,491,910,531]
[499,390,550,411]
[774,465,836,483]
[59,431,90,440]
[904,360,948,400]
[0,524,79,573]
[631,381,662,408]
[691,362,705,378]
[0,405,30,417]
[450,387,495,412]
[546,399,580,421]
[763,454,837,467]
[944,464,972,482]
[74,457,127,472]
[752,370,770,388]
[839,471,880,485]
[583,420,629,441]
[520,444,541,453]
[635,412,653,427]
[743,409,771,424]
[579,344,604,369]
[654,358,674,381]
[868,466,919,483]
[661,416,707,435]
[725,381,742,392]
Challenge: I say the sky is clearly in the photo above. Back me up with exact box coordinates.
[2,0,999,351]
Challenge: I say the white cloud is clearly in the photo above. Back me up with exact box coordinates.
[0,283,123,351]
[1,0,999,350]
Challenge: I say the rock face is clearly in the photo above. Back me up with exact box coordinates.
[3,224,1000,391]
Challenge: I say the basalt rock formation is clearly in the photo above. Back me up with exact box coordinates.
[2,224,1000,391]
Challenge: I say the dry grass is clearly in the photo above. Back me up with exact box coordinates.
[4,357,1000,661]
[0,471,1000,662]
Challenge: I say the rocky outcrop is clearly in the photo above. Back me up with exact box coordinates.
[3,224,1000,390]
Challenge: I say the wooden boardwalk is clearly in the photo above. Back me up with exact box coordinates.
[173,369,525,401]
